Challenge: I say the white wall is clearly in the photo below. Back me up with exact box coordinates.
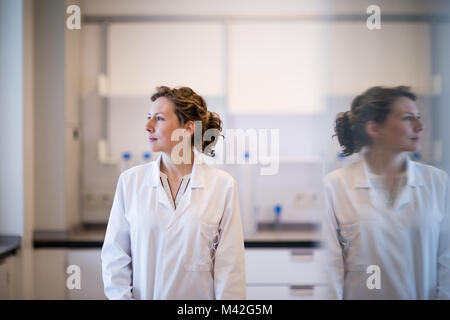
[0,0,24,236]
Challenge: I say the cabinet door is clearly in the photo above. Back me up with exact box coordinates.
[34,249,67,299]
[66,249,106,300]
[228,22,328,114]
[0,255,17,299]
[328,22,431,95]
[108,22,225,96]
[0,259,9,299]
[245,248,326,284]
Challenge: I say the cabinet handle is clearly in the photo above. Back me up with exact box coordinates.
[289,285,314,297]
[290,249,314,262]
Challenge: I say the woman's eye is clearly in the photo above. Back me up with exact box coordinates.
[403,116,413,121]
[157,116,164,121]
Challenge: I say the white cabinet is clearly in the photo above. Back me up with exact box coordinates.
[328,22,432,96]
[0,256,15,299]
[32,246,328,300]
[107,22,225,96]
[33,248,106,300]
[34,249,67,299]
[228,21,431,114]
[228,22,328,115]
[0,261,7,299]
[245,248,328,299]
[66,249,105,300]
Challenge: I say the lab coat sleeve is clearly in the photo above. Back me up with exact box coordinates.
[101,174,134,300]
[436,173,450,299]
[321,178,345,299]
[213,179,246,300]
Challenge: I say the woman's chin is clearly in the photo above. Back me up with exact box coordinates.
[405,144,421,153]
[148,146,161,153]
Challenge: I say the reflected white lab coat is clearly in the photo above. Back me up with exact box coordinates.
[322,155,450,299]
[101,154,246,300]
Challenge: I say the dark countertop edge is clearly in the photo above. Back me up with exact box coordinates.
[33,240,103,249]
[0,236,21,260]
[245,240,321,248]
[33,240,320,249]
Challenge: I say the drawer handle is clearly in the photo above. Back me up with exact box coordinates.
[290,249,314,262]
[289,285,314,297]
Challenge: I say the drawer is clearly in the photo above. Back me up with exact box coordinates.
[245,248,326,284]
[246,284,329,300]
[0,261,9,299]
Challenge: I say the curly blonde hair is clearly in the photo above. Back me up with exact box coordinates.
[151,86,222,156]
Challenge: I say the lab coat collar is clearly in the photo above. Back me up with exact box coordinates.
[148,151,206,189]
[354,153,425,189]
[148,154,162,188]
[190,152,206,189]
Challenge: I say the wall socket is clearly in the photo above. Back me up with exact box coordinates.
[83,192,114,211]
[293,193,317,209]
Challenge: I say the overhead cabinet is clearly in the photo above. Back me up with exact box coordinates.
[107,22,226,96]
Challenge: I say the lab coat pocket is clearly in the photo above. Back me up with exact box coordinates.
[183,222,219,272]
[340,220,381,272]
[339,222,360,250]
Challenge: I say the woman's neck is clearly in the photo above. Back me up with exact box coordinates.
[160,151,195,178]
[364,147,406,176]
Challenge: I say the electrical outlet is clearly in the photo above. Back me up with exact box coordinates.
[83,193,96,210]
[293,193,317,209]
[83,192,114,210]
[100,193,114,210]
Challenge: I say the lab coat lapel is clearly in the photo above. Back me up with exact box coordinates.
[157,183,174,212]
[392,158,424,210]
[147,153,174,212]
[393,186,412,211]
[167,153,206,228]
[354,155,425,212]
[353,157,386,213]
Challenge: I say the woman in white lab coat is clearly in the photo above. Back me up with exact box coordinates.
[101,86,246,300]
[322,86,450,299]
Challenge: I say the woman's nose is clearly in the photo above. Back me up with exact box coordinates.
[415,118,424,132]
[146,119,154,132]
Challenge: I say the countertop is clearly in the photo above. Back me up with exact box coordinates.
[33,224,321,249]
[0,236,21,260]
[244,230,321,248]
[33,225,107,248]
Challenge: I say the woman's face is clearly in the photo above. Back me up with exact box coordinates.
[146,97,188,155]
[371,97,424,153]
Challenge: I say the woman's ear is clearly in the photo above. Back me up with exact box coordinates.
[184,120,195,137]
[365,120,380,139]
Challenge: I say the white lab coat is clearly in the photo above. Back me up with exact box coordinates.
[322,155,450,299]
[101,153,246,300]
